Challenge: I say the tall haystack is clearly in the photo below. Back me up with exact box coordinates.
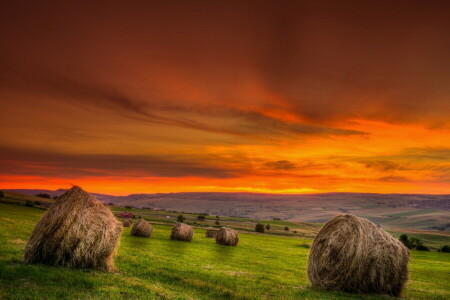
[205,227,218,238]
[130,219,153,237]
[308,214,409,297]
[170,222,193,241]
[24,186,122,271]
[123,219,132,227]
[215,228,239,246]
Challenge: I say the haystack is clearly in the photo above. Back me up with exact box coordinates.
[130,219,153,237]
[205,227,218,238]
[123,219,132,227]
[24,186,122,271]
[170,222,193,241]
[308,214,409,297]
[215,228,239,246]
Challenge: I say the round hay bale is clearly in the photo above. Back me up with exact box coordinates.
[215,228,238,246]
[123,219,132,227]
[170,222,193,241]
[205,227,218,238]
[130,219,153,237]
[308,214,409,297]
[24,186,122,271]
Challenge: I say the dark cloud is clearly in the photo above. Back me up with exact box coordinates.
[264,160,296,170]
[0,147,243,179]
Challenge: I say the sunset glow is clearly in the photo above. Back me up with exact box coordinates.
[1,1,449,195]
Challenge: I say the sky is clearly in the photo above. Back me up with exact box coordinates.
[1,0,450,195]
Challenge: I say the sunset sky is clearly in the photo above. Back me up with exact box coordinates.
[1,1,449,195]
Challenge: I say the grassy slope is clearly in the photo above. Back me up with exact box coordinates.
[0,203,449,300]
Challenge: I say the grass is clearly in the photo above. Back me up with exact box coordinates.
[0,203,449,299]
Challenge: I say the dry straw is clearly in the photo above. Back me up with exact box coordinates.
[170,222,193,241]
[308,214,409,297]
[123,219,132,227]
[215,228,239,246]
[130,219,153,237]
[24,186,122,271]
[205,227,218,238]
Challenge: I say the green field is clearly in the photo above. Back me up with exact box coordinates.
[0,203,449,299]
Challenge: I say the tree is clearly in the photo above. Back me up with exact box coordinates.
[255,223,265,233]
[0,191,4,198]
[177,215,185,222]
[416,245,430,251]
[284,226,289,231]
[216,215,220,219]
[410,237,423,249]
[25,200,34,207]
[399,234,412,249]
[265,224,271,230]
[34,201,41,206]
[215,220,220,226]
[440,245,450,253]
[197,215,206,221]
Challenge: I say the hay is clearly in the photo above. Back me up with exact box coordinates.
[170,222,193,241]
[308,214,409,297]
[215,228,239,246]
[130,219,153,237]
[24,186,122,271]
[123,219,132,227]
[205,227,218,238]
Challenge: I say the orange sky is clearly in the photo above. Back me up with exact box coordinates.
[1,1,450,195]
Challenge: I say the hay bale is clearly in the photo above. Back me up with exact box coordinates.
[24,186,122,271]
[130,219,153,237]
[170,222,193,241]
[215,228,239,246]
[123,219,132,227]
[308,214,409,297]
[205,227,218,238]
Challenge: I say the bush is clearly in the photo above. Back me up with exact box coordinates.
[125,206,132,209]
[255,223,265,233]
[215,220,220,226]
[0,191,4,198]
[197,215,206,221]
[416,245,430,251]
[284,226,289,231]
[34,201,41,206]
[439,245,450,253]
[399,234,412,249]
[177,215,185,222]
[265,224,271,230]
[25,200,34,207]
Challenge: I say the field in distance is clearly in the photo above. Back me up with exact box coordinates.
[0,194,449,299]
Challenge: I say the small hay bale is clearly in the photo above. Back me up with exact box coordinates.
[205,227,218,238]
[24,186,122,271]
[215,228,239,246]
[170,222,193,241]
[308,214,409,297]
[130,219,153,237]
[123,219,132,227]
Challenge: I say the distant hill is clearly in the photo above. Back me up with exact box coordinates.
[3,189,450,230]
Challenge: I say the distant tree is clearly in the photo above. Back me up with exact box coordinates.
[265,224,271,230]
[273,218,281,221]
[197,215,206,221]
[35,193,51,199]
[177,215,185,222]
[255,223,265,233]
[399,234,412,249]
[34,201,41,206]
[440,245,450,253]
[108,202,114,206]
[52,196,58,200]
[25,200,34,207]
[0,191,4,198]
[216,215,220,219]
[284,226,289,231]
[215,220,220,226]
[125,206,132,209]
[410,237,423,249]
